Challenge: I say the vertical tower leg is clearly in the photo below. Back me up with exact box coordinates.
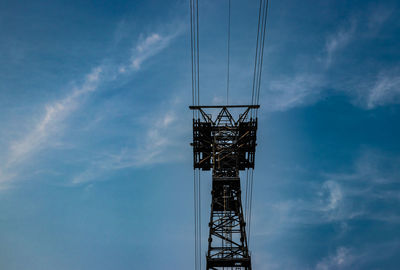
[206,177,251,270]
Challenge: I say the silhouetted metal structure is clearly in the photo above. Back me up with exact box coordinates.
[190,105,259,270]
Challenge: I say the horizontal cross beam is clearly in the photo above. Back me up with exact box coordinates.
[189,105,260,109]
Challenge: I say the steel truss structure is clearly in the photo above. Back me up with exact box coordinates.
[190,105,259,270]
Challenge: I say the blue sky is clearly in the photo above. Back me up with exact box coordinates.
[0,0,399,269]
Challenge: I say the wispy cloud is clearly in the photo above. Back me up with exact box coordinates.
[319,180,343,212]
[6,66,103,167]
[271,9,398,111]
[323,20,356,68]
[71,96,189,185]
[0,27,182,189]
[326,148,400,186]
[263,74,324,111]
[131,33,170,70]
[71,111,188,185]
[254,148,400,241]
[316,247,355,270]
[367,5,393,34]
[315,241,400,270]
[119,29,183,73]
[260,19,356,112]
[365,71,400,109]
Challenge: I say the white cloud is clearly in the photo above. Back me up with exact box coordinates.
[366,72,400,109]
[253,148,400,241]
[320,181,343,212]
[0,28,182,189]
[263,74,324,111]
[137,33,162,52]
[316,247,354,270]
[275,15,399,111]
[6,66,103,167]
[367,5,393,33]
[129,31,179,70]
[328,148,400,185]
[324,20,356,67]
[333,68,400,109]
[315,242,400,270]
[132,110,182,167]
[321,148,400,222]
[71,97,189,185]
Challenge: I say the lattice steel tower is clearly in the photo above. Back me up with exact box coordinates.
[190,104,259,270]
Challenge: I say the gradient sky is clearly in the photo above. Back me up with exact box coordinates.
[1,0,400,269]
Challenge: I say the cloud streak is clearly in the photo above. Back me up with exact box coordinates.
[316,247,355,270]
[0,27,182,188]
[254,148,400,243]
[366,71,400,109]
[263,7,397,112]
[6,66,103,167]
[323,20,356,68]
[263,74,324,111]
[119,30,183,73]
[71,97,189,185]
[315,241,400,270]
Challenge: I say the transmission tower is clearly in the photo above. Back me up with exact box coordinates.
[190,104,259,270]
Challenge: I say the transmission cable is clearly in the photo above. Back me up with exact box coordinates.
[193,170,198,270]
[190,0,201,267]
[198,170,202,270]
[190,0,200,110]
[247,1,269,247]
[226,0,231,104]
[248,169,255,247]
[255,0,269,115]
[251,0,269,118]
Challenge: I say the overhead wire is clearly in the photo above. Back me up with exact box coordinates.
[193,170,202,270]
[190,0,201,268]
[248,169,254,247]
[190,0,200,112]
[193,170,198,270]
[255,0,269,117]
[226,0,231,105]
[251,0,269,118]
[190,0,195,119]
[244,169,249,223]
[251,0,263,110]
[248,0,269,248]
[196,0,200,109]
[198,170,202,270]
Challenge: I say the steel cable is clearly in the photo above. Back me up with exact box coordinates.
[251,0,269,118]
[226,0,231,105]
[190,0,201,267]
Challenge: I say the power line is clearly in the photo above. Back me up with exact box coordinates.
[245,169,249,222]
[226,0,231,105]
[190,0,201,267]
[251,0,263,108]
[190,0,200,114]
[196,0,200,107]
[193,169,202,270]
[193,170,198,270]
[256,0,269,110]
[198,170,201,269]
[248,169,254,247]
[251,0,269,118]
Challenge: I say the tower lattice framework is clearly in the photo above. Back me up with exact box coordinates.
[190,105,259,270]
